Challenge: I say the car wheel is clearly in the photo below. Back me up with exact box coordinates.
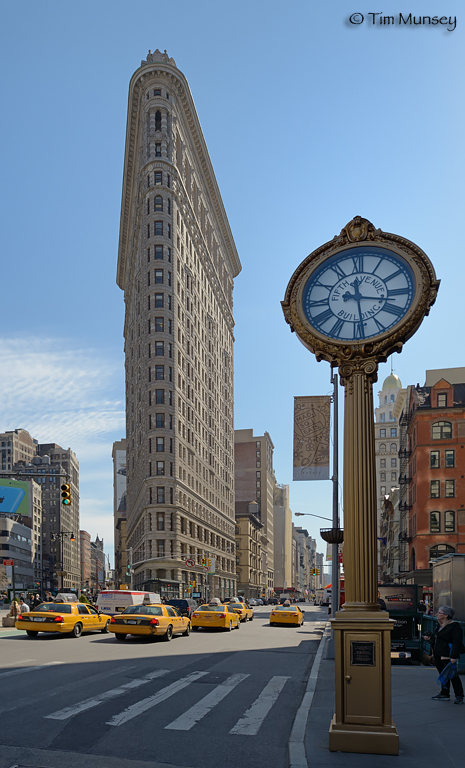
[183,622,191,637]
[101,620,110,633]
[192,625,200,631]
[163,625,173,642]
[270,622,275,627]
[115,633,127,641]
[26,630,38,637]
[227,621,233,631]
[71,623,82,638]
[235,620,240,629]
[250,614,254,621]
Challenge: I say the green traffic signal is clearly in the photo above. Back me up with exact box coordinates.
[61,484,71,506]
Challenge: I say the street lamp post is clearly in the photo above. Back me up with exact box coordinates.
[51,531,75,592]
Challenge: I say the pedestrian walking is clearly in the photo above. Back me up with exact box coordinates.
[19,599,30,613]
[423,605,465,704]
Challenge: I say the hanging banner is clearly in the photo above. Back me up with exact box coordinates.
[293,396,331,480]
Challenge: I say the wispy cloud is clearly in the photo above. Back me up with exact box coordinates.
[0,337,125,447]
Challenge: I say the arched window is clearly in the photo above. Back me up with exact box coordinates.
[155,110,162,131]
[430,544,455,560]
[444,511,455,533]
[390,443,397,453]
[380,444,386,453]
[432,421,452,440]
[154,195,163,212]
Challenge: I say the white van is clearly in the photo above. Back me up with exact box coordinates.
[96,590,161,616]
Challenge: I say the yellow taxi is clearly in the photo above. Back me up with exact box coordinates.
[109,603,190,641]
[230,602,254,622]
[269,605,305,627]
[191,603,240,631]
[15,602,111,638]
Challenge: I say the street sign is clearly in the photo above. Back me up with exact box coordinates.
[185,558,195,567]
[3,559,14,566]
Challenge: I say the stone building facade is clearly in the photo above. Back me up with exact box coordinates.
[117,50,241,599]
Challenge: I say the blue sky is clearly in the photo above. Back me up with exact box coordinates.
[0,1,463,569]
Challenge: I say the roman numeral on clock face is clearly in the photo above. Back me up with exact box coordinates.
[351,255,364,273]
[329,318,345,338]
[331,263,346,281]
[383,302,404,317]
[387,288,410,297]
[354,321,365,339]
[313,307,334,326]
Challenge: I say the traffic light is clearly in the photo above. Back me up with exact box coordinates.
[200,558,206,567]
[61,484,71,506]
[315,568,320,576]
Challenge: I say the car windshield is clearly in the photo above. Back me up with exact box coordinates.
[167,600,186,607]
[34,603,72,613]
[122,605,163,616]
[274,606,297,611]
[197,605,226,612]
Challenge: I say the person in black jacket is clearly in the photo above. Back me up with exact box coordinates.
[423,605,464,703]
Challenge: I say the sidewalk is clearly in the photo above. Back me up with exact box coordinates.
[305,651,463,768]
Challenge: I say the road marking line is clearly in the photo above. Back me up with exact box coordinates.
[2,659,36,667]
[0,661,64,679]
[165,673,250,731]
[288,621,330,768]
[107,670,208,727]
[229,676,289,735]
[45,669,169,720]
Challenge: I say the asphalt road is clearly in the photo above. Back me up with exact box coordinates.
[0,604,328,768]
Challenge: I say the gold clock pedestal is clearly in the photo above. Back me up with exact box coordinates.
[328,364,398,755]
[282,216,439,758]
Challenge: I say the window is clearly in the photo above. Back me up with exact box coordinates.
[430,511,440,532]
[380,459,386,468]
[390,428,397,437]
[155,172,162,185]
[155,341,164,356]
[380,413,385,423]
[155,317,164,332]
[155,366,164,380]
[389,411,394,421]
[155,245,163,260]
[155,143,161,157]
[390,394,395,402]
[391,458,397,468]
[437,393,447,408]
[379,429,386,438]
[154,89,161,96]
[155,269,163,284]
[432,421,452,440]
[154,196,163,211]
[430,450,440,469]
[430,480,440,498]
[380,486,386,495]
[156,414,164,428]
[390,443,397,452]
[379,444,386,453]
[380,472,386,481]
[430,544,455,560]
[445,450,455,468]
[155,111,162,131]
[445,479,455,498]
[156,437,164,452]
[154,222,163,236]
[155,389,164,404]
[157,512,165,529]
[391,472,397,481]
[155,293,164,307]
[444,510,455,533]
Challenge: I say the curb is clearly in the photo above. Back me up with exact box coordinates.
[288,622,331,768]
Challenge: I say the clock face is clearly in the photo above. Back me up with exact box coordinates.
[301,245,416,342]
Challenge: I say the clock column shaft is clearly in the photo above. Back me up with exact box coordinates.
[342,368,378,610]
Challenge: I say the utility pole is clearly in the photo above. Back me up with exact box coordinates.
[331,370,339,618]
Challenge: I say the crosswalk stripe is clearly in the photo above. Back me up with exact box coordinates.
[45,669,169,720]
[106,670,208,727]
[229,676,289,735]
[165,673,250,731]
[0,661,64,679]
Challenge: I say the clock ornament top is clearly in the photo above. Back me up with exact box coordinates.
[282,216,440,370]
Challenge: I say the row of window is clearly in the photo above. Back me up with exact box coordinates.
[147,222,172,239]
[379,443,397,453]
[147,245,172,262]
[147,196,171,214]
[148,437,173,454]
[430,510,456,533]
[379,428,397,438]
[430,449,455,468]
[148,293,172,310]
[148,413,173,430]
[430,479,455,498]
[380,458,397,468]
[147,269,171,286]
[147,171,171,188]
[146,92,170,101]
[149,389,173,406]
[148,365,173,382]
[150,317,172,334]
[148,487,174,504]
[148,341,172,358]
